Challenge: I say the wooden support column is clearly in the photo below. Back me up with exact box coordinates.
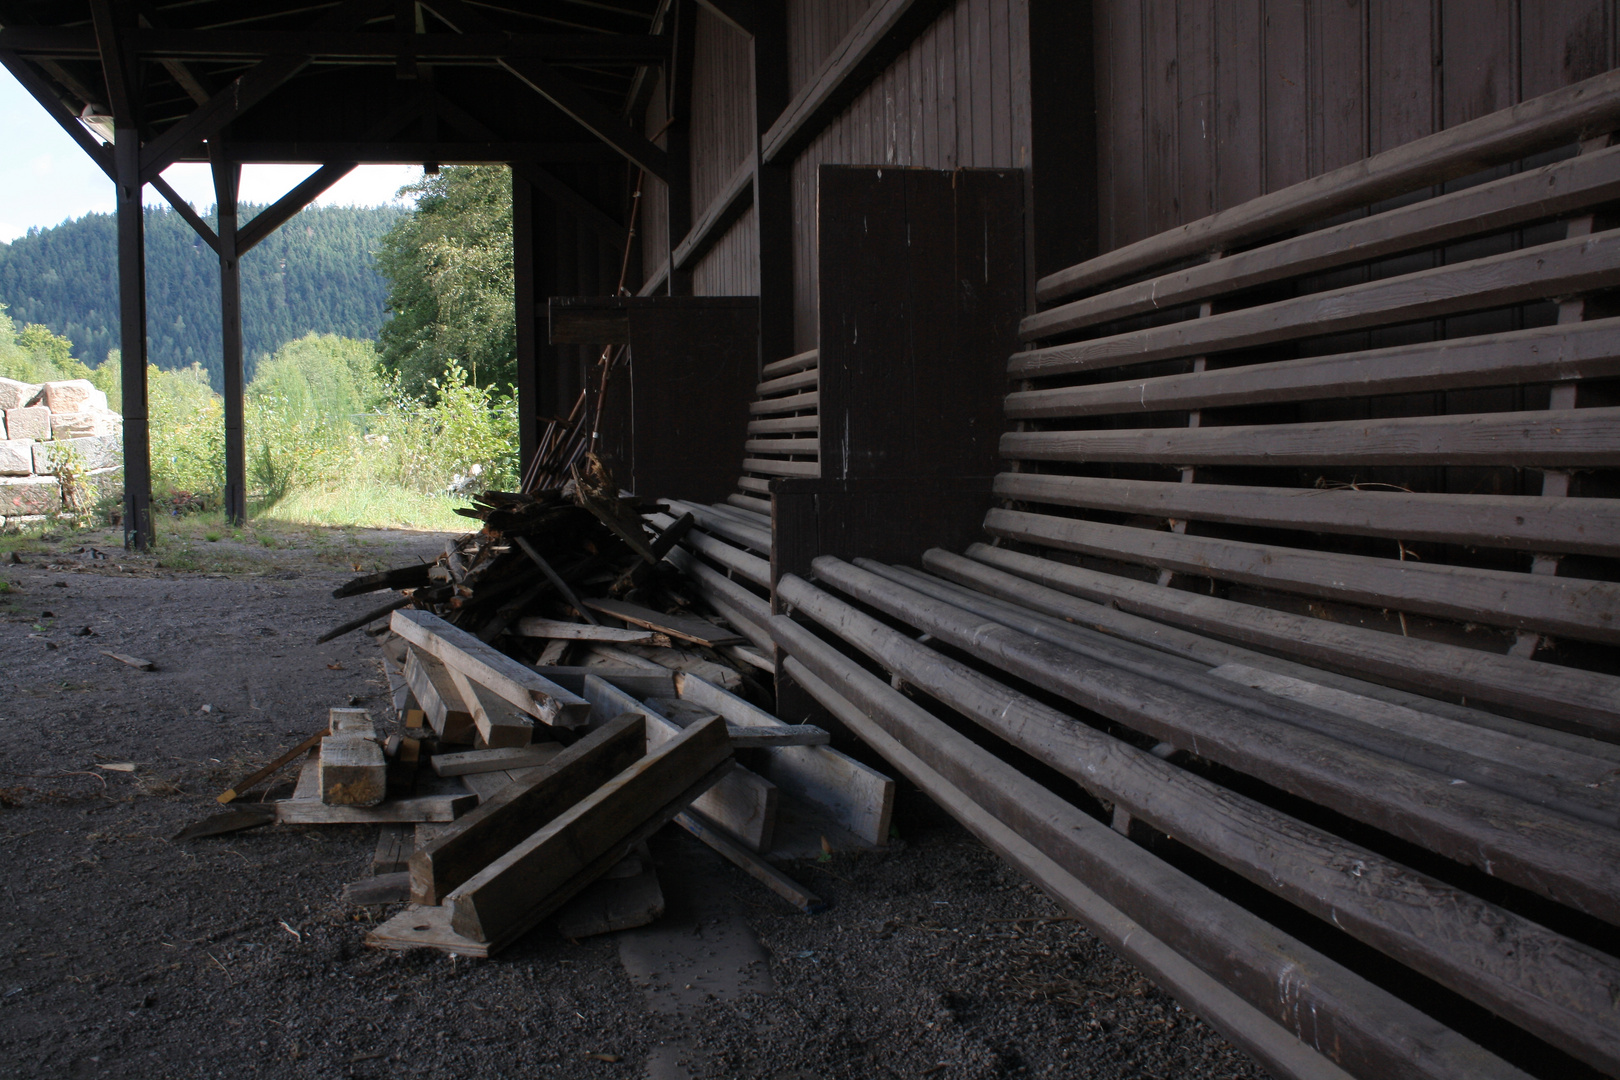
[210,143,246,525]
[512,172,540,469]
[751,3,793,367]
[664,0,696,297]
[113,120,152,549]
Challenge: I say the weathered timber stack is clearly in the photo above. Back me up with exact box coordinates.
[760,71,1620,1080]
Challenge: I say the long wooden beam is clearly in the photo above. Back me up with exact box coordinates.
[671,150,755,270]
[1005,319,1620,420]
[994,472,1620,558]
[760,0,949,164]
[779,569,1620,1073]
[1012,230,1620,378]
[202,141,619,164]
[1024,145,1620,339]
[983,507,1620,645]
[1036,65,1620,303]
[150,176,220,253]
[772,625,1527,1080]
[0,27,670,63]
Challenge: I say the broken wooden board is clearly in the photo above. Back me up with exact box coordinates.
[403,646,477,743]
[276,752,476,824]
[431,744,563,777]
[173,807,276,841]
[530,667,676,698]
[458,767,549,802]
[554,843,664,938]
[379,653,416,719]
[583,676,776,852]
[675,811,826,914]
[647,697,829,747]
[319,735,386,807]
[217,727,328,804]
[392,608,591,727]
[410,714,646,905]
[373,823,412,874]
[368,901,495,957]
[677,672,894,847]
[443,663,534,749]
[100,650,155,670]
[511,617,672,647]
[583,642,742,691]
[582,598,745,647]
[446,716,734,943]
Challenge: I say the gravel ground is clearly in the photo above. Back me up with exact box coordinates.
[0,526,1266,1079]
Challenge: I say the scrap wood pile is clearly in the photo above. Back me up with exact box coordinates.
[191,455,895,958]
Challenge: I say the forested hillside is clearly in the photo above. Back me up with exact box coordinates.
[0,202,402,389]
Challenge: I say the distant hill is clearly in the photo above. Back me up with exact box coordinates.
[0,202,404,389]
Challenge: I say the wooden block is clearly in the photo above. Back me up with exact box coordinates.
[319,735,386,806]
[392,609,591,727]
[582,676,776,851]
[582,598,745,646]
[647,696,827,746]
[443,664,534,748]
[367,901,494,958]
[431,744,563,777]
[277,753,475,824]
[554,844,665,938]
[410,713,646,905]
[677,672,894,846]
[328,707,376,739]
[373,824,412,874]
[512,617,672,647]
[403,647,477,743]
[446,716,734,943]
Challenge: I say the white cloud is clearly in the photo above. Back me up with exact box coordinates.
[149,163,422,215]
[0,222,23,243]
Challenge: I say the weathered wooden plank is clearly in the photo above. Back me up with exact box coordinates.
[447,716,733,943]
[1036,66,1620,302]
[777,571,1620,1072]
[749,389,819,414]
[1013,231,1620,378]
[736,475,773,494]
[982,508,1620,645]
[755,367,819,396]
[743,456,819,477]
[392,609,590,727]
[278,752,475,824]
[859,558,1620,827]
[648,511,772,587]
[774,637,1526,1080]
[403,646,476,742]
[582,675,776,850]
[1005,318,1620,419]
[955,543,1620,739]
[745,436,822,456]
[1024,146,1620,338]
[442,664,534,749]
[431,744,563,777]
[677,671,893,845]
[747,413,821,435]
[761,348,819,378]
[992,472,1620,557]
[581,598,745,647]
[509,618,670,646]
[665,498,772,552]
[410,713,645,905]
[1001,406,1620,469]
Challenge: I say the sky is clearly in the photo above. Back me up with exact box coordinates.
[0,66,423,243]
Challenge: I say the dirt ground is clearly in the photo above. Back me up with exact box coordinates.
[0,523,1266,1079]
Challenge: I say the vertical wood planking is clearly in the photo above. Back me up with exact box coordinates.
[1141,0,1181,235]
[1213,0,1265,210]
[1177,0,1217,224]
[1310,0,1367,174]
[1520,0,1613,98]
[1263,0,1311,193]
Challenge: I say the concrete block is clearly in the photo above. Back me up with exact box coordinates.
[39,379,107,414]
[0,439,34,476]
[0,377,41,411]
[4,406,50,441]
[0,477,61,516]
[50,408,120,440]
[35,434,121,474]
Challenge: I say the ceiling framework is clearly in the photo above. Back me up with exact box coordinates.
[0,0,668,548]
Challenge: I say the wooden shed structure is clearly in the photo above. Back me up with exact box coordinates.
[5,2,1620,1078]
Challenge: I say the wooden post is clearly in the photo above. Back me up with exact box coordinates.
[750,4,794,366]
[511,172,539,469]
[664,0,696,297]
[114,119,152,549]
[210,144,246,525]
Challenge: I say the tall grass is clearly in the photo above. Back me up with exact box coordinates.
[0,320,516,531]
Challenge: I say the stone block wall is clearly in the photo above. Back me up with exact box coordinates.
[0,377,122,527]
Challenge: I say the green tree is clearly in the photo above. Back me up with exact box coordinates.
[374,166,515,396]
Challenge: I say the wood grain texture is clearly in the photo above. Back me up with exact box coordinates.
[392,609,590,727]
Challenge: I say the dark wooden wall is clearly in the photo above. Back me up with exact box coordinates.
[1094,0,1620,251]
